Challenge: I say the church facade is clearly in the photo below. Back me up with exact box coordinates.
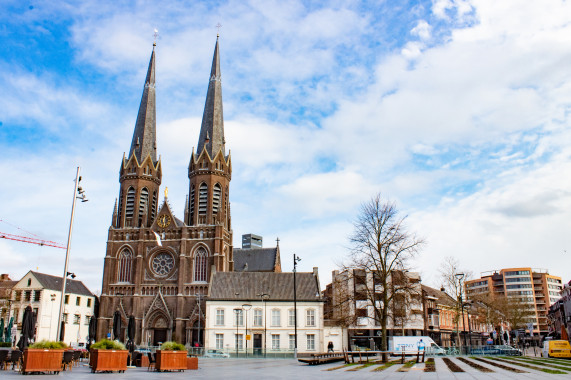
[97,37,234,346]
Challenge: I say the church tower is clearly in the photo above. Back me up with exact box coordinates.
[187,35,233,272]
[98,38,233,347]
[115,44,161,229]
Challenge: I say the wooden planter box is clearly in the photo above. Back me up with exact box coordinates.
[22,349,65,374]
[187,356,198,370]
[90,349,129,373]
[155,350,187,372]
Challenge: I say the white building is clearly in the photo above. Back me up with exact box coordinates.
[9,271,96,345]
[205,270,324,355]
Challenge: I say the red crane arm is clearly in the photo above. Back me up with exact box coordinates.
[0,231,66,249]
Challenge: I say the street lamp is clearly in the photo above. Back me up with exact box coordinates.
[455,273,467,351]
[56,167,88,342]
[242,304,252,358]
[233,308,241,357]
[293,254,301,358]
[258,293,269,357]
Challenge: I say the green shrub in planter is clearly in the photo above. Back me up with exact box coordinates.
[91,339,126,350]
[0,342,12,348]
[29,340,68,349]
[160,341,185,351]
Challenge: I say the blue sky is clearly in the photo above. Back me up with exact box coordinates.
[1,0,571,293]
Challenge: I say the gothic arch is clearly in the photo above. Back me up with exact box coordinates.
[191,244,210,283]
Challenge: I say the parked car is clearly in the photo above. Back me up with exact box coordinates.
[496,345,522,356]
[204,349,229,358]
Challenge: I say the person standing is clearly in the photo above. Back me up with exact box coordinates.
[327,341,334,353]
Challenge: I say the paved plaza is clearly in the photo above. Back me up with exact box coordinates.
[1,357,571,379]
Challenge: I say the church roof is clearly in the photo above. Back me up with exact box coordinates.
[233,248,278,272]
[196,36,225,159]
[128,44,157,164]
[29,271,94,297]
[208,272,322,302]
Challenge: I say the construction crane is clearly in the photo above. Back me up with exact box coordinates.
[0,231,66,249]
[0,219,66,249]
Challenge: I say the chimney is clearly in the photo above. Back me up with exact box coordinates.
[0,274,11,281]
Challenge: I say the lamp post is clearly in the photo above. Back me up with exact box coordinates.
[258,293,269,357]
[455,273,467,351]
[56,167,88,342]
[192,293,204,350]
[233,308,241,357]
[293,254,301,358]
[242,304,252,358]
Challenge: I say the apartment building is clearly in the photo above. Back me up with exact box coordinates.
[465,268,563,335]
[326,269,424,350]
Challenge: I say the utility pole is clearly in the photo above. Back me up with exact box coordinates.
[56,167,87,342]
[293,254,301,358]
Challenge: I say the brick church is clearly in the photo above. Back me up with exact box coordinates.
[97,36,244,345]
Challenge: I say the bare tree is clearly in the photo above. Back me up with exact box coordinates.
[340,193,424,356]
[439,257,472,346]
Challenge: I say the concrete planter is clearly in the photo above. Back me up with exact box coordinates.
[22,349,65,374]
[90,349,129,373]
[155,350,187,372]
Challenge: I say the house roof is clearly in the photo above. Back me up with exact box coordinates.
[27,271,94,297]
[233,248,278,272]
[209,272,322,302]
[234,247,278,272]
[421,284,456,307]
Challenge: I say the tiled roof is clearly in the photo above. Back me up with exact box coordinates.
[209,272,322,302]
[30,271,94,297]
[233,248,277,272]
[421,284,456,307]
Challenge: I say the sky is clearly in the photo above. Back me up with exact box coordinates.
[1,0,571,294]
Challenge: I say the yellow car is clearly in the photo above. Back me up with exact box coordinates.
[542,340,571,358]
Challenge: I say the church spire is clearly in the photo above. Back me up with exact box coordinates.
[196,36,225,158]
[129,44,157,163]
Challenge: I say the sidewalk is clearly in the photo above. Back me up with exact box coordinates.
[0,357,568,379]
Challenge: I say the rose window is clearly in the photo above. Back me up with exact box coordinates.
[151,252,175,277]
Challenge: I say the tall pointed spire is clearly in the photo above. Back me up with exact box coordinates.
[197,36,225,158]
[129,44,157,163]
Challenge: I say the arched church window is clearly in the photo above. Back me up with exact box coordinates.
[198,183,208,215]
[151,191,157,222]
[190,185,195,223]
[194,247,208,282]
[126,187,135,218]
[117,249,133,283]
[139,188,149,225]
[212,183,221,215]
[117,194,123,227]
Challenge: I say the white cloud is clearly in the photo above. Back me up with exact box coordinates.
[411,20,431,41]
[3,0,571,293]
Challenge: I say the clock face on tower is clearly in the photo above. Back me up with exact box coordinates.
[157,214,171,228]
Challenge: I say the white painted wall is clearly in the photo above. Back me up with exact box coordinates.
[9,272,95,345]
[205,300,324,354]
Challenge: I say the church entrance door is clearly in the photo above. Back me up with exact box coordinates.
[154,329,167,346]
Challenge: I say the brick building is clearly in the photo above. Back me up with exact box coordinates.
[98,36,235,345]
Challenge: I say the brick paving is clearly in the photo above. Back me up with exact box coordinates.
[0,357,569,379]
